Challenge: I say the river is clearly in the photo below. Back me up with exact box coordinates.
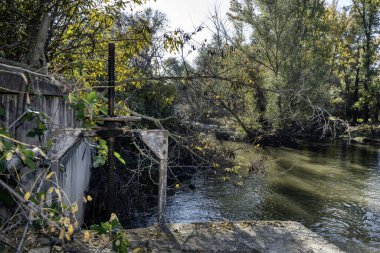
[147,140,380,253]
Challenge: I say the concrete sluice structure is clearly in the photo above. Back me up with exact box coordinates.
[0,70,93,223]
[0,69,169,226]
[0,69,344,252]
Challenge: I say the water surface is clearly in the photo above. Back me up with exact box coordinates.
[151,141,380,252]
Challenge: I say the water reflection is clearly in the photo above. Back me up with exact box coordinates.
[152,141,380,252]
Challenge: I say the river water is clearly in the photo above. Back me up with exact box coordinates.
[148,140,380,252]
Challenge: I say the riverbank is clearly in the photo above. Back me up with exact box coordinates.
[340,124,380,144]
[213,121,380,147]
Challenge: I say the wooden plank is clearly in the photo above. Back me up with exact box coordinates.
[0,72,66,96]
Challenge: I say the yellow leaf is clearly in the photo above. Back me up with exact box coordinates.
[86,195,93,202]
[67,224,74,235]
[61,217,70,227]
[132,248,144,253]
[49,223,56,233]
[19,153,26,161]
[83,230,90,241]
[47,187,54,194]
[55,188,62,202]
[46,171,55,180]
[5,151,13,161]
[175,184,180,189]
[71,203,78,213]
[65,232,71,241]
[195,146,203,151]
[24,192,31,201]
[110,213,118,221]
[58,229,65,240]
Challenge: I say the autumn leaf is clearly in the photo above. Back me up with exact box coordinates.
[110,213,118,221]
[46,171,55,180]
[24,192,31,201]
[49,223,56,233]
[5,151,13,161]
[59,229,65,240]
[83,230,90,241]
[68,224,74,235]
[71,203,78,213]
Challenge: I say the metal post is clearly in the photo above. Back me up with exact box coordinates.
[108,43,115,117]
[158,158,168,230]
[107,43,116,216]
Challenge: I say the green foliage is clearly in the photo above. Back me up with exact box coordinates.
[0,130,37,171]
[93,138,125,168]
[19,110,49,139]
[189,0,380,138]
[16,144,37,170]
[114,151,126,165]
[0,0,147,65]
[90,214,130,253]
[68,91,108,126]
[93,139,108,168]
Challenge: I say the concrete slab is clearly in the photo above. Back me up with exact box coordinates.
[125,221,344,253]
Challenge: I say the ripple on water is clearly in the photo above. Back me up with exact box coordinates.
[143,141,380,253]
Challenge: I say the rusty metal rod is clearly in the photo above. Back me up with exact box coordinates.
[107,137,116,215]
[107,42,116,215]
[108,43,115,117]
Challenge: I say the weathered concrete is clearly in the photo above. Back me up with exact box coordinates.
[0,71,90,224]
[123,221,344,253]
[49,129,92,223]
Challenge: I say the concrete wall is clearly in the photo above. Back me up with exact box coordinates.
[0,71,91,222]
[57,138,92,222]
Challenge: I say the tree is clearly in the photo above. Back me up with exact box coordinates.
[350,0,380,122]
[0,0,146,70]
[222,0,336,135]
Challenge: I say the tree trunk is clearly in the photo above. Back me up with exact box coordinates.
[352,47,361,123]
[374,92,380,123]
[255,84,268,130]
[362,35,371,123]
[344,73,351,119]
[26,7,50,70]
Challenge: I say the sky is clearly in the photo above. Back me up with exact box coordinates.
[143,0,230,33]
[137,0,231,61]
[139,0,352,61]
[142,0,352,32]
